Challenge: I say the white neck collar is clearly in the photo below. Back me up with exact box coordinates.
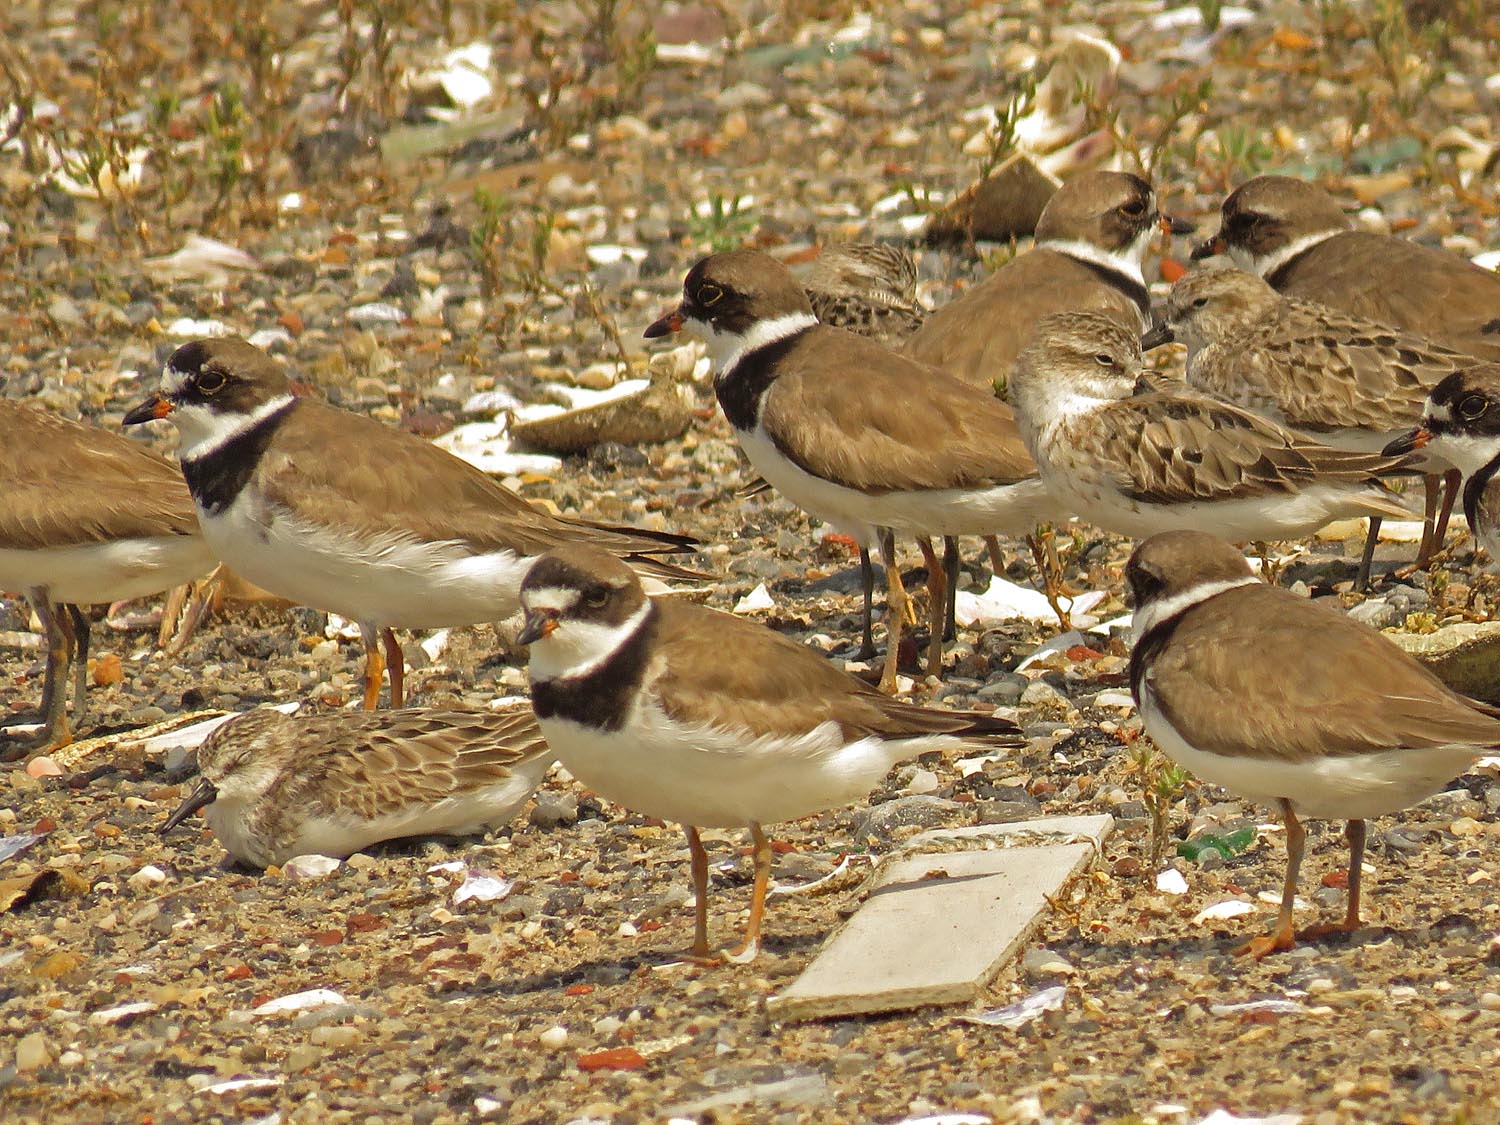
[1038,226,1151,286]
[177,394,297,463]
[1233,230,1338,279]
[527,599,653,682]
[699,311,818,378]
[1132,575,1259,641]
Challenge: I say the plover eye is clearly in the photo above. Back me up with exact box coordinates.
[698,283,724,307]
[196,368,227,394]
[1191,297,1209,309]
[1459,394,1489,421]
[1119,198,1146,218]
[1094,352,1115,368]
[583,586,610,608]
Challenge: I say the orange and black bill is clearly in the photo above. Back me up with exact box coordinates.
[643,307,685,339]
[1190,232,1229,261]
[1382,428,1430,457]
[123,394,175,425]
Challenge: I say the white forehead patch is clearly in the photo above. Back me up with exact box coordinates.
[161,362,191,396]
[1424,401,1451,424]
[521,585,580,614]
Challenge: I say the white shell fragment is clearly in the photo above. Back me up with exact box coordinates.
[954,576,1105,629]
[769,854,873,898]
[1209,999,1303,1018]
[434,420,564,477]
[0,833,46,863]
[145,235,261,281]
[1193,899,1256,925]
[282,854,342,880]
[435,43,494,110]
[452,870,514,905]
[955,985,1066,1028]
[166,317,232,338]
[89,1000,160,1025]
[201,1076,284,1096]
[252,988,347,1016]
[732,584,775,615]
[1155,869,1189,895]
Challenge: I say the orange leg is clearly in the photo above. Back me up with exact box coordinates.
[381,628,405,709]
[1026,532,1072,630]
[1433,470,1462,551]
[1236,800,1303,959]
[1303,819,1368,938]
[360,625,386,711]
[685,825,712,960]
[878,529,912,694]
[724,822,773,964]
[31,594,75,754]
[916,536,946,680]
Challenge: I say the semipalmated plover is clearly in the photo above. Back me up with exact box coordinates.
[123,338,699,710]
[903,170,1180,384]
[801,242,927,656]
[645,249,1055,691]
[1146,266,1472,577]
[1193,174,1500,362]
[1385,365,1500,565]
[161,705,551,867]
[1011,312,1418,543]
[1126,530,1497,956]
[0,402,214,755]
[517,545,1020,962]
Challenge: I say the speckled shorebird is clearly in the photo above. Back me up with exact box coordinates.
[1011,311,1420,543]
[1145,267,1473,581]
[901,170,1190,630]
[161,705,551,867]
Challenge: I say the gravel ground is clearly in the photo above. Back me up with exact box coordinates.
[6,2,1500,1122]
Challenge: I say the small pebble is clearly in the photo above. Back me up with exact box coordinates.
[539,1026,568,1049]
[128,865,168,888]
[15,1032,50,1071]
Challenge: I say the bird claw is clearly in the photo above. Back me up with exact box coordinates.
[1234,928,1296,960]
